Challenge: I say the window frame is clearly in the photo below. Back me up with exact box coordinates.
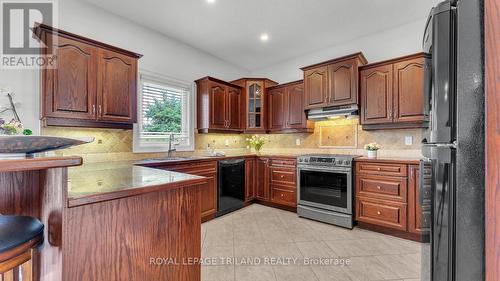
[133,70,195,153]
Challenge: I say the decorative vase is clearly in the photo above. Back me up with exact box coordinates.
[367,150,378,159]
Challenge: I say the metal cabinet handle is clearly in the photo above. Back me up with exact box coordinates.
[99,105,102,116]
[92,105,96,115]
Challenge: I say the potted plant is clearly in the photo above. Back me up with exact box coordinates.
[0,88,32,136]
[246,135,267,155]
[364,142,381,159]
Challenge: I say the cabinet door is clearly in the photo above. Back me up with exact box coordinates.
[43,34,97,120]
[329,59,357,106]
[227,87,241,130]
[360,65,394,124]
[408,164,431,236]
[209,83,227,129]
[97,49,137,123]
[393,58,425,123]
[255,158,270,201]
[304,66,329,109]
[286,83,307,129]
[246,81,266,132]
[268,88,286,131]
[245,158,255,202]
[198,171,218,221]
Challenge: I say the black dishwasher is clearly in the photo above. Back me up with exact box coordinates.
[217,159,245,217]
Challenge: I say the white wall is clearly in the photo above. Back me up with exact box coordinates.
[250,19,427,84]
[0,0,249,134]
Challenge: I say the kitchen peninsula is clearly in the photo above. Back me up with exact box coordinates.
[0,156,208,281]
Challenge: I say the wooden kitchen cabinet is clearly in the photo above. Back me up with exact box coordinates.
[231,78,278,133]
[355,159,429,242]
[360,53,428,130]
[268,81,312,133]
[196,76,243,133]
[255,158,270,201]
[149,161,218,222]
[97,49,137,123]
[35,24,141,129]
[245,158,256,202]
[408,164,431,241]
[301,53,367,109]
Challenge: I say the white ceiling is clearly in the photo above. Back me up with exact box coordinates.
[82,0,436,71]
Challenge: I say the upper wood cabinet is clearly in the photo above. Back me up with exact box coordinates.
[268,81,313,133]
[196,76,243,133]
[230,78,278,133]
[35,24,142,129]
[301,53,367,110]
[98,49,137,124]
[360,53,428,130]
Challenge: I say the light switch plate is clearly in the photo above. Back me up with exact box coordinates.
[296,139,301,146]
[224,139,229,147]
[405,136,413,146]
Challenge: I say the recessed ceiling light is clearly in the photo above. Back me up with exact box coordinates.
[260,33,269,42]
[206,0,216,3]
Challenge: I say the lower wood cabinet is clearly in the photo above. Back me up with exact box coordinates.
[152,161,218,222]
[355,159,430,241]
[255,158,270,201]
[260,157,297,208]
[245,158,255,202]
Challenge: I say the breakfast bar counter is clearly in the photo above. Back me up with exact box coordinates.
[0,156,208,281]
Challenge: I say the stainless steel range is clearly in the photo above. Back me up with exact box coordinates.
[297,154,359,229]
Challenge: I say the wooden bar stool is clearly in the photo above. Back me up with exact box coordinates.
[0,216,44,281]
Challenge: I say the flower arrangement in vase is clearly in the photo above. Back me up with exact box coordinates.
[246,135,267,155]
[364,142,381,159]
[0,88,32,136]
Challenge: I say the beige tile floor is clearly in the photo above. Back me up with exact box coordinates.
[201,204,427,281]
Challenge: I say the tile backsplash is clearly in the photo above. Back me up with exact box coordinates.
[42,118,423,162]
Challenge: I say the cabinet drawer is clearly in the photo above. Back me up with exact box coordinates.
[163,161,218,174]
[270,167,296,186]
[270,158,296,167]
[356,198,407,231]
[271,186,296,207]
[356,162,407,177]
[356,175,407,202]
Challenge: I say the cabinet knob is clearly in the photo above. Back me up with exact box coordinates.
[377,211,381,215]
[280,175,284,178]
[377,186,381,190]
[377,168,381,171]
[280,194,284,197]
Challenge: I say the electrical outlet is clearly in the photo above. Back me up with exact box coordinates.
[295,139,301,146]
[224,139,229,147]
[405,136,413,146]
[97,139,103,144]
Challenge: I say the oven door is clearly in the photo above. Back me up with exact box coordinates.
[297,165,352,214]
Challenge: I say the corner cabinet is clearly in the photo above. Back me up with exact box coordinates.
[301,53,367,110]
[268,81,313,133]
[35,24,141,129]
[360,53,428,130]
[230,78,278,133]
[195,77,243,133]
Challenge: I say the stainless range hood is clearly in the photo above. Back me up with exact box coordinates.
[307,104,359,121]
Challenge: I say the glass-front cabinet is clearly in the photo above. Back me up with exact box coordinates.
[231,78,278,133]
[247,81,263,130]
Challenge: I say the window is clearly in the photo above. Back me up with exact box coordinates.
[133,72,194,153]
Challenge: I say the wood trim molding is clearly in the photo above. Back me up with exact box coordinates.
[267,80,304,90]
[485,0,500,280]
[360,52,429,70]
[194,76,243,89]
[300,52,368,70]
[32,23,143,58]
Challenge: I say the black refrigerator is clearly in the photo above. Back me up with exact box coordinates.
[422,0,484,280]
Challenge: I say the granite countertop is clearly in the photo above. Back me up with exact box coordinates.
[67,161,207,207]
[0,155,82,172]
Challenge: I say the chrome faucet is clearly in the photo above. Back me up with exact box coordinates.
[167,133,177,158]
